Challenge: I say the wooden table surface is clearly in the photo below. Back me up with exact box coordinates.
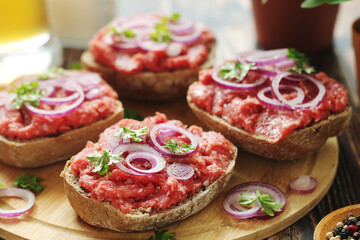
[1,1,360,239]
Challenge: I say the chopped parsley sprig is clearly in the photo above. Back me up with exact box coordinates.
[10,81,44,110]
[148,229,176,240]
[219,61,256,82]
[14,173,45,194]
[108,25,136,38]
[87,150,123,176]
[239,190,283,216]
[38,67,66,80]
[150,13,181,43]
[286,48,316,74]
[114,126,148,142]
[164,140,195,154]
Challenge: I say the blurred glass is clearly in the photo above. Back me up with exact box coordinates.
[0,0,61,87]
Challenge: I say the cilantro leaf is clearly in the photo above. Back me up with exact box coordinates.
[38,67,66,80]
[108,25,135,38]
[219,61,255,82]
[163,140,195,154]
[9,81,44,109]
[238,190,283,217]
[124,108,144,121]
[87,150,123,176]
[286,48,316,74]
[14,173,45,194]
[148,229,176,240]
[114,126,147,143]
[150,17,172,42]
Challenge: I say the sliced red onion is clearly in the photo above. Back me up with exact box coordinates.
[75,73,102,88]
[244,48,289,66]
[172,27,201,45]
[271,72,326,110]
[290,175,317,194]
[166,163,194,180]
[40,92,80,105]
[105,134,120,152]
[257,85,305,110]
[223,182,286,219]
[223,189,261,219]
[211,65,267,90]
[85,88,101,100]
[116,162,145,176]
[136,31,168,52]
[166,42,183,57]
[24,82,84,117]
[236,50,263,63]
[167,18,194,35]
[148,123,198,158]
[0,188,35,218]
[275,59,296,71]
[104,32,139,51]
[125,151,166,174]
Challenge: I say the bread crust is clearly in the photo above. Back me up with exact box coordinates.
[187,94,352,160]
[61,145,237,232]
[0,103,124,168]
[81,43,216,101]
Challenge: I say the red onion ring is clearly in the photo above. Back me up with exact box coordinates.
[271,72,326,110]
[136,30,168,52]
[167,18,194,35]
[290,175,317,194]
[257,85,305,110]
[166,163,195,180]
[171,27,201,45]
[223,182,286,219]
[75,73,102,88]
[211,65,267,90]
[244,48,289,66]
[0,188,35,218]
[40,91,80,105]
[125,151,166,174]
[148,123,198,158]
[24,82,84,117]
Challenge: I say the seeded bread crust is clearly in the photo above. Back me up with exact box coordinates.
[61,145,236,232]
[187,94,352,160]
[0,103,124,168]
[80,43,216,101]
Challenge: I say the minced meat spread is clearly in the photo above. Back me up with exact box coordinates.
[90,14,215,74]
[70,113,235,214]
[188,69,348,143]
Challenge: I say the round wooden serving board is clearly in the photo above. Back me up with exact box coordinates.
[0,99,339,240]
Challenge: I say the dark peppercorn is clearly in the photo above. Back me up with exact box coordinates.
[353,232,360,240]
[333,227,341,236]
[339,228,351,239]
[356,216,360,221]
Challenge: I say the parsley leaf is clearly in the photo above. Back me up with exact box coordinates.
[286,48,316,74]
[108,25,136,38]
[10,81,44,109]
[169,12,181,21]
[124,108,144,121]
[219,61,255,82]
[148,229,176,240]
[164,140,195,154]
[87,150,123,176]
[238,190,283,217]
[14,173,45,194]
[38,67,66,80]
[150,17,172,42]
[114,126,148,142]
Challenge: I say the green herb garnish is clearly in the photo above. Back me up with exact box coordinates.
[38,67,66,80]
[150,17,172,42]
[10,81,43,109]
[124,108,144,121]
[219,61,255,82]
[108,25,136,38]
[68,61,82,70]
[87,150,123,176]
[286,48,316,74]
[0,183,3,188]
[14,173,45,194]
[148,229,176,240]
[164,140,195,154]
[114,126,148,142]
[238,190,283,216]
[169,12,181,21]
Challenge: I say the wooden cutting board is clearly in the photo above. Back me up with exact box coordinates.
[0,99,339,240]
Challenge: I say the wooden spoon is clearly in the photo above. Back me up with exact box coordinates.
[314,204,360,240]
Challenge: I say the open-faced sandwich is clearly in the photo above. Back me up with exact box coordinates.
[187,48,352,160]
[81,13,215,101]
[61,113,237,231]
[0,68,124,167]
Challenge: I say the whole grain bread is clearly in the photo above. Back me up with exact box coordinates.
[187,94,352,160]
[0,103,124,168]
[61,145,237,232]
[80,43,216,101]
